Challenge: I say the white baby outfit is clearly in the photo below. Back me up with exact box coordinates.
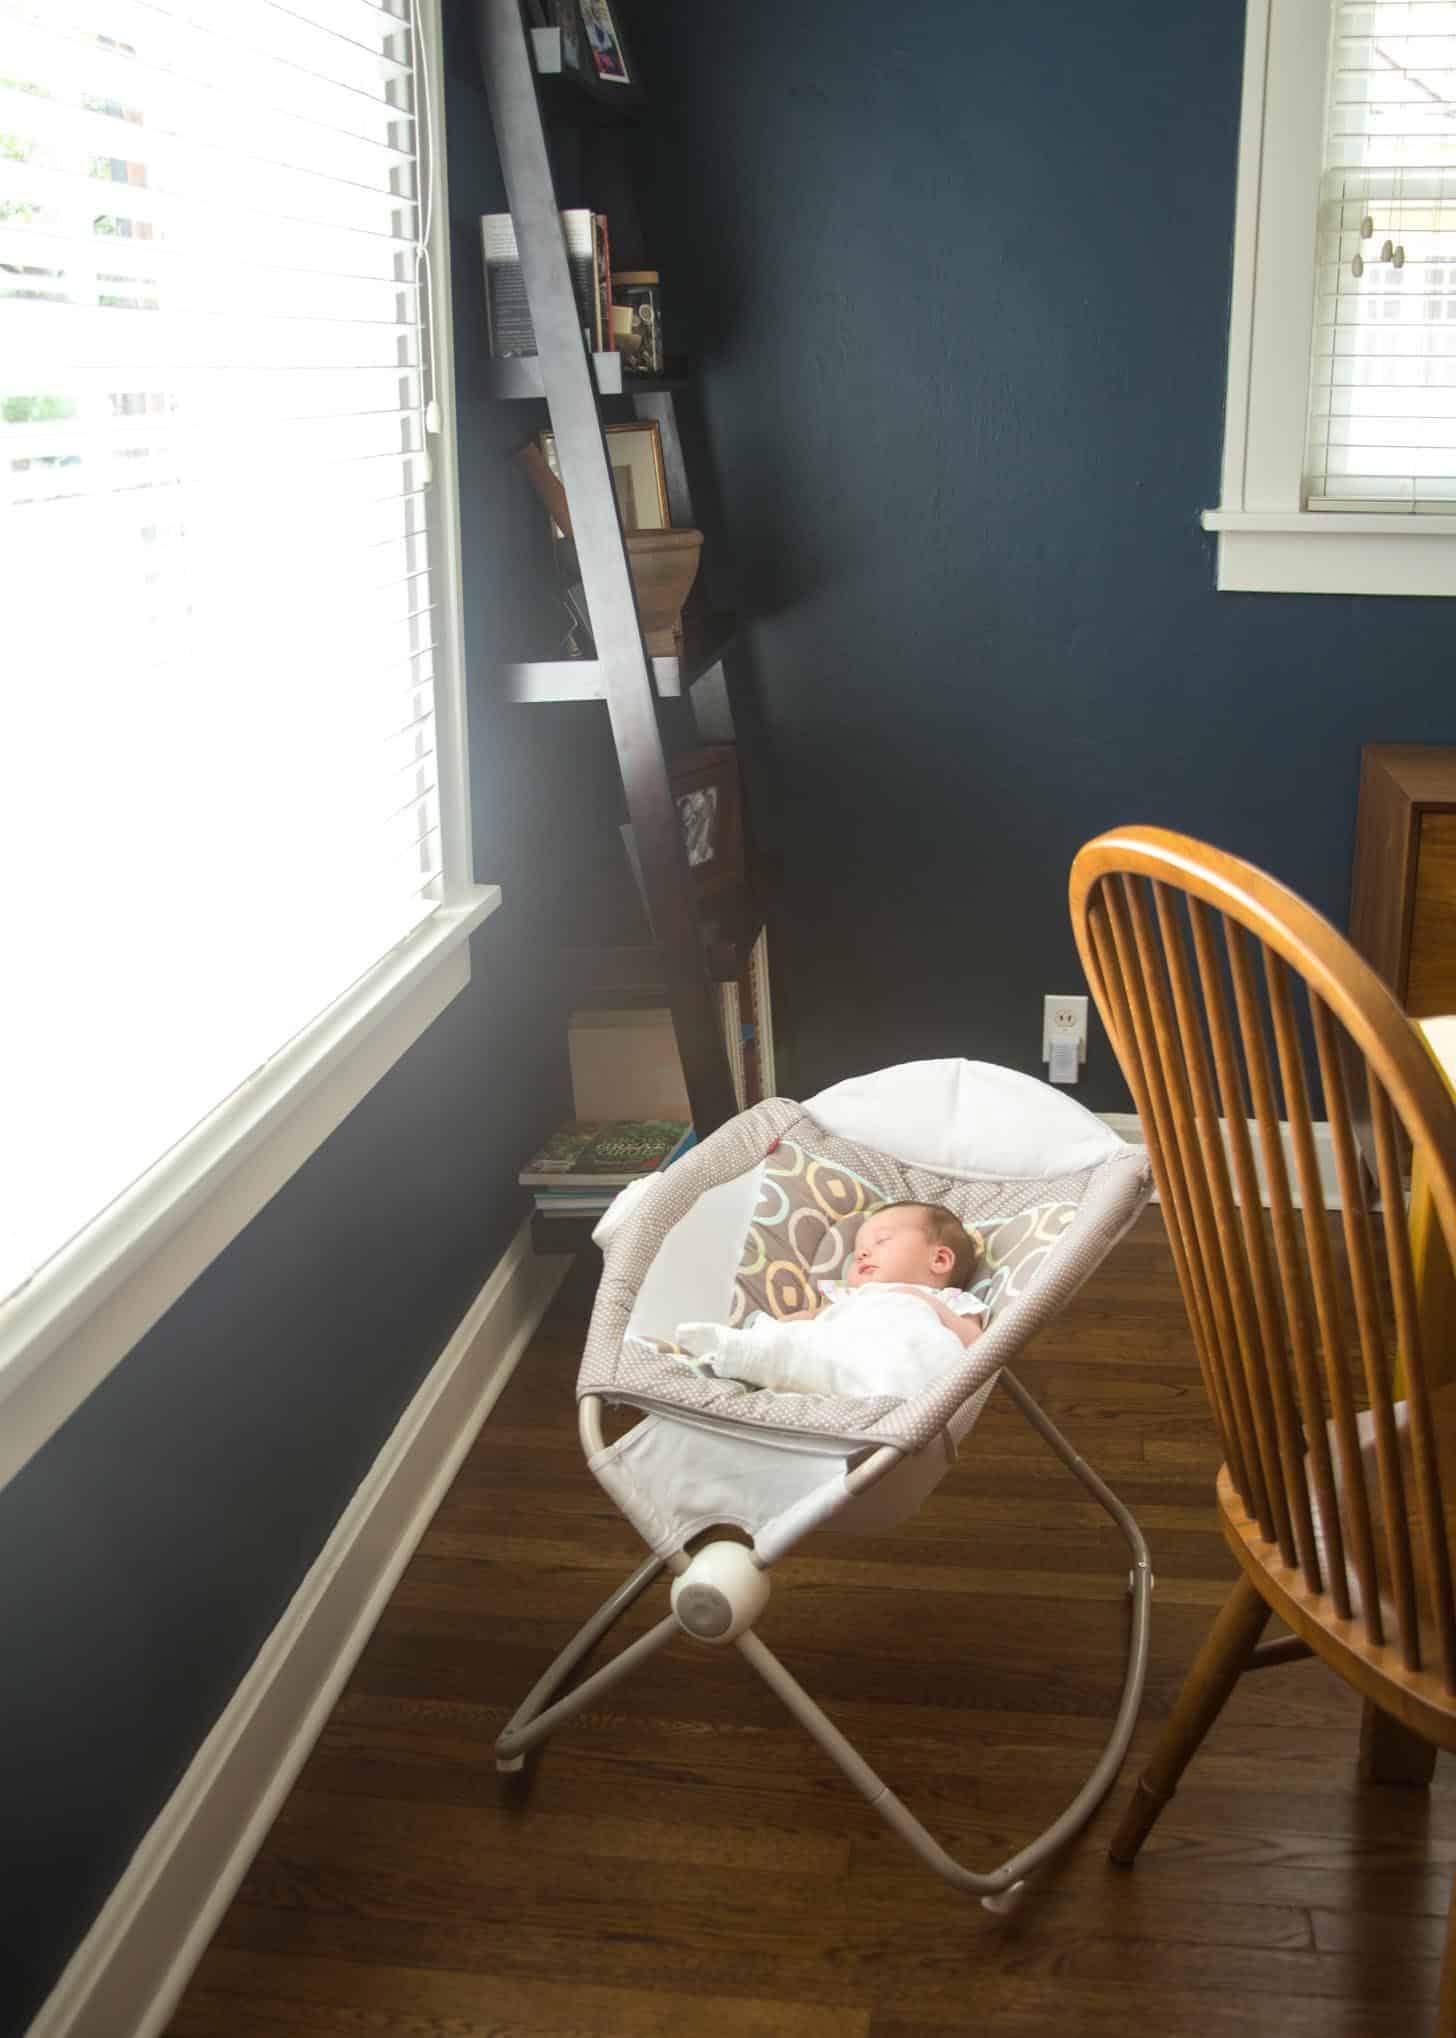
[675,1280,987,1400]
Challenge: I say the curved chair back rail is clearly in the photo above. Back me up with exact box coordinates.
[1070,826,1456,1744]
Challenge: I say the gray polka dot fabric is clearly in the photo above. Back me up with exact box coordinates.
[579,1097,1151,1453]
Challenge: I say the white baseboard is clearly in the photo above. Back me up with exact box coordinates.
[1100,1112,1342,1210]
[28,1217,572,2038]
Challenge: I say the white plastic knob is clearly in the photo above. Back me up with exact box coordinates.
[671,1540,771,1644]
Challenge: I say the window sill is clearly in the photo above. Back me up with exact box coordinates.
[0,884,501,1493]
[1203,509,1456,596]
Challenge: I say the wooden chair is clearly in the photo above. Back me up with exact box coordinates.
[1068,826,1456,2028]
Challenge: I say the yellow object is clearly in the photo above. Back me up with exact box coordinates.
[1402,1016,1456,1395]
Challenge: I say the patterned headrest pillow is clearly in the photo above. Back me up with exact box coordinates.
[727,1117,1098,1329]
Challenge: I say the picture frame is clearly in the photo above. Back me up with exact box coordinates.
[668,746,744,902]
[568,0,632,87]
[539,420,669,534]
[540,1,645,107]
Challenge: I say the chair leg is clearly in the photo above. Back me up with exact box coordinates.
[1109,1572,1270,1866]
[1441,1876,1456,2038]
[1358,1699,1438,1788]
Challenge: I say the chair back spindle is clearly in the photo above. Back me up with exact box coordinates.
[1071,829,1456,1705]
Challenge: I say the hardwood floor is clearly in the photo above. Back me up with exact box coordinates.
[165,1212,1455,2037]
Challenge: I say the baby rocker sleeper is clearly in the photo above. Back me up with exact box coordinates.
[495,1059,1155,1908]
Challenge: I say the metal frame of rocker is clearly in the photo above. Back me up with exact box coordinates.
[494,1374,1153,1912]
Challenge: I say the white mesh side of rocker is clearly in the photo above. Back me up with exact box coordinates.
[498,1060,1155,1910]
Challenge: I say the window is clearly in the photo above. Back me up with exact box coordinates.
[0,0,497,1483]
[1306,4,1456,508]
[1206,0,1456,593]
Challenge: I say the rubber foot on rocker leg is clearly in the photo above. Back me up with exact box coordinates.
[495,1752,525,1774]
[981,1880,1026,1915]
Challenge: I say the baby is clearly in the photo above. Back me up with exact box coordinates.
[675,1202,986,1400]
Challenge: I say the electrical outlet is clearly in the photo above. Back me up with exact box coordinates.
[1042,994,1088,1064]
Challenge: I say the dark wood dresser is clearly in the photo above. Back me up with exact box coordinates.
[1349,744,1456,1018]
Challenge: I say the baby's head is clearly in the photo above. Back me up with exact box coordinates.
[846,1203,977,1292]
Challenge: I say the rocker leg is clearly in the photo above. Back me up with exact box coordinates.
[1109,1572,1270,1865]
[734,1395,1154,1908]
[736,1567,1149,1906]
[495,1612,679,1767]
[494,1551,670,1769]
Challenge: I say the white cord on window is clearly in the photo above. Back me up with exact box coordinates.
[410,0,442,484]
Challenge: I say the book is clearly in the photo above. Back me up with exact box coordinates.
[481,210,598,358]
[519,1119,692,1188]
[533,1128,699,1212]
[594,212,612,359]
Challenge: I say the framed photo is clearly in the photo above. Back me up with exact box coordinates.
[669,747,744,901]
[539,421,669,534]
[576,0,631,85]
[549,0,640,97]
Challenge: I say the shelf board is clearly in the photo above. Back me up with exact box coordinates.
[484,351,622,400]
[616,370,691,396]
[677,610,736,691]
[566,885,766,994]
[505,653,680,702]
[531,60,648,124]
[530,1211,602,1255]
[503,612,733,705]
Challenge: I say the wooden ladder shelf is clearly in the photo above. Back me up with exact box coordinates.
[474,0,740,1137]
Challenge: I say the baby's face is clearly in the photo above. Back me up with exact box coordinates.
[846,1210,949,1289]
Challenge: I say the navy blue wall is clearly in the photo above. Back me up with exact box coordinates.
[9,2,1456,2023]
[625,0,1456,1107]
[0,7,622,2025]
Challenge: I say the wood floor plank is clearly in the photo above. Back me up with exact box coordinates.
[168,1952,870,2038]
[163,1211,1456,2038]
[867,1993,1428,2038]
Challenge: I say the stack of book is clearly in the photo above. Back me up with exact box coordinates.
[481,209,613,358]
[520,1118,695,1224]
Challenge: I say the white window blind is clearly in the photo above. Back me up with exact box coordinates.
[1307,2,1456,508]
[1,0,446,1308]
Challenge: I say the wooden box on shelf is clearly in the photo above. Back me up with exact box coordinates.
[568,1006,691,1122]
[626,528,702,654]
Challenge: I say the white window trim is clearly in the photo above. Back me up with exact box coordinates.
[0,0,500,1495]
[1206,0,1456,596]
